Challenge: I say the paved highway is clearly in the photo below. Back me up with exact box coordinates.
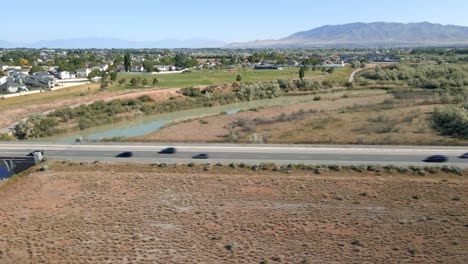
[0,142,467,168]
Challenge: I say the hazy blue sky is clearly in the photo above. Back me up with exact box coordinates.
[3,0,468,43]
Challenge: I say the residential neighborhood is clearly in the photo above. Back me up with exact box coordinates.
[0,47,404,95]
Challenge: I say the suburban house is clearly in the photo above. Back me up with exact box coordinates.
[48,66,59,74]
[319,61,345,68]
[0,76,7,85]
[76,68,92,78]
[2,65,21,71]
[254,65,282,70]
[288,60,300,66]
[0,78,28,93]
[58,71,76,79]
[116,64,126,72]
[131,65,144,72]
[154,65,176,71]
[98,64,109,71]
[29,73,56,88]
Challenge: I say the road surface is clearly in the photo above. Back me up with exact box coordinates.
[0,143,467,168]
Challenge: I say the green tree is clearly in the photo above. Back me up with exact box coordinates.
[299,67,305,80]
[142,61,153,72]
[142,78,148,86]
[327,68,335,74]
[110,71,117,81]
[124,51,132,72]
[88,69,102,81]
[236,74,242,82]
[29,66,44,75]
[152,78,159,86]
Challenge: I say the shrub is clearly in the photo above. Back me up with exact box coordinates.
[180,87,202,97]
[138,95,154,102]
[100,82,110,89]
[0,133,15,141]
[431,106,468,139]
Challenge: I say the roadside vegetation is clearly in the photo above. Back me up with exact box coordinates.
[13,79,344,139]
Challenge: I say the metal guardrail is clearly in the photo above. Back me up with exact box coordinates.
[0,156,35,161]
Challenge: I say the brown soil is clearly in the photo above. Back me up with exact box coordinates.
[0,87,182,130]
[0,162,466,263]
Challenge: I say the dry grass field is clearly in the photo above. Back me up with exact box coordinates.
[0,162,466,263]
[133,90,467,145]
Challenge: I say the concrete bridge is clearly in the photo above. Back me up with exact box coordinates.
[0,154,41,179]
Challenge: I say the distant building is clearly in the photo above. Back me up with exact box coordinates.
[0,78,28,93]
[131,65,144,72]
[318,61,345,68]
[254,65,282,70]
[76,68,92,78]
[58,71,76,79]
[154,65,176,71]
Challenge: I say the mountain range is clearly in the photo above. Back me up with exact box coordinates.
[0,38,226,49]
[1,22,468,49]
[227,22,468,48]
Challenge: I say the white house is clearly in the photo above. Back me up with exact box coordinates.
[154,65,176,71]
[319,61,345,68]
[58,71,76,79]
[76,68,91,78]
[131,65,144,72]
[0,76,7,85]
[98,64,109,71]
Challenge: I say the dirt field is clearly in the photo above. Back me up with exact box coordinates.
[0,162,466,263]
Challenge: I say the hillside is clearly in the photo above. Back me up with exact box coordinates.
[227,22,468,48]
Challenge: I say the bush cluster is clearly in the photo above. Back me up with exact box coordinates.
[360,64,468,89]
[431,106,468,139]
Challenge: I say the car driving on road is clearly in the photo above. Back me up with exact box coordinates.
[193,153,209,159]
[459,152,468,159]
[159,147,177,154]
[423,155,448,163]
[116,151,133,158]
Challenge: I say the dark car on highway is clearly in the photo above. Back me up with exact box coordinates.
[459,152,468,159]
[159,147,177,154]
[116,151,133,158]
[193,153,209,159]
[423,155,448,163]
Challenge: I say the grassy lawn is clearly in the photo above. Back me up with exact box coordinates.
[324,67,355,82]
[0,83,101,109]
[116,67,327,88]
[0,67,354,107]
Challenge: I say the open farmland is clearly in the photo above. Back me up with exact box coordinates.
[0,162,466,263]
